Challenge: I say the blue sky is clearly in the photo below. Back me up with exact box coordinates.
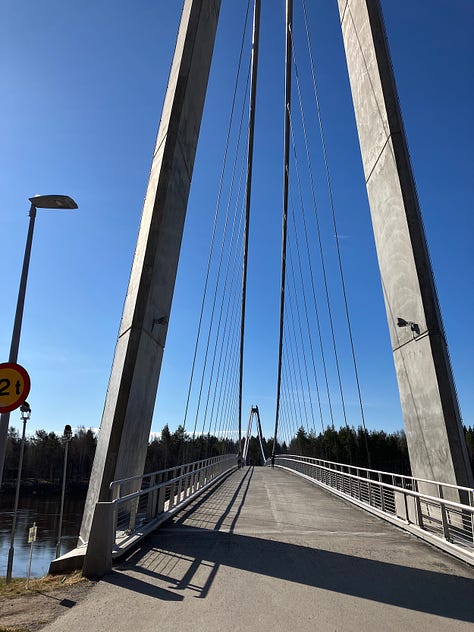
[1,1,472,441]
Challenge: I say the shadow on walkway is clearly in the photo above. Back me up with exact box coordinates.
[109,468,473,623]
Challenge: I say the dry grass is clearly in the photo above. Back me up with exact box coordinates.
[0,570,85,599]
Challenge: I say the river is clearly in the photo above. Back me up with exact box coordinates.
[0,494,85,578]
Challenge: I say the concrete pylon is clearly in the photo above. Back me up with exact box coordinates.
[337,0,473,489]
[80,0,221,544]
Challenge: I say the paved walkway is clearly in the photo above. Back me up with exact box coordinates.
[44,467,473,631]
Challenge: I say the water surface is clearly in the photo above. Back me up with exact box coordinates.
[0,494,84,578]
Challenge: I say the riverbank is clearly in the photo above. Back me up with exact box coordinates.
[0,572,94,632]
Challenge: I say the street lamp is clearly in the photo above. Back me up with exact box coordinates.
[0,195,78,487]
[56,424,73,559]
[6,401,31,583]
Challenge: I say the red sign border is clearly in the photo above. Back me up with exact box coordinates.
[0,362,31,413]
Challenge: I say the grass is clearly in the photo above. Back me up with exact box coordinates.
[0,570,85,598]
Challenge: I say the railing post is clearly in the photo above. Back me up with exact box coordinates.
[190,462,195,488]
[403,492,409,523]
[415,495,424,528]
[172,478,179,508]
[180,466,187,501]
[379,474,385,512]
[158,483,166,514]
[146,474,157,519]
[471,509,474,546]
[440,502,450,542]
[128,496,139,532]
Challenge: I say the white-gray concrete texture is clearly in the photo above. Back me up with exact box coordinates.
[338,0,472,490]
[44,468,473,632]
[80,0,221,544]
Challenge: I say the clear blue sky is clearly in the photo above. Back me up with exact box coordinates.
[1,1,472,441]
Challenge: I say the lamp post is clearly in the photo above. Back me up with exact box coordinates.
[0,195,78,488]
[6,401,31,583]
[56,424,73,559]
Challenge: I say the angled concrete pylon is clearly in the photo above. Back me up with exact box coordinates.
[337,0,473,489]
[80,0,222,543]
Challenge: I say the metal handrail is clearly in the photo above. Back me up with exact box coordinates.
[272,454,474,501]
[82,453,238,578]
[271,455,473,566]
[109,455,225,498]
[276,458,472,511]
[112,459,227,504]
[110,454,237,546]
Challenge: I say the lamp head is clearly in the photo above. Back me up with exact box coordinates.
[20,401,31,422]
[29,195,78,210]
[20,401,31,414]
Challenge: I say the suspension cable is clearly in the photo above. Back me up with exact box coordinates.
[200,146,249,437]
[214,284,242,440]
[239,0,262,452]
[285,258,311,432]
[287,242,316,432]
[301,0,370,455]
[284,299,309,432]
[288,184,325,432]
[282,352,300,438]
[191,62,252,440]
[273,0,294,455]
[182,0,252,435]
[207,198,246,436]
[290,37,347,430]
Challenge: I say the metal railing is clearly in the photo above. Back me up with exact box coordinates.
[110,454,237,546]
[82,453,237,578]
[269,455,474,565]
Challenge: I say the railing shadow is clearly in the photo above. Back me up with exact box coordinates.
[171,465,253,530]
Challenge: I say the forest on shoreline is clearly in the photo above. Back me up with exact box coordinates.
[3,423,473,493]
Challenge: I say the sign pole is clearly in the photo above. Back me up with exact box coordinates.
[6,402,31,584]
[26,522,37,589]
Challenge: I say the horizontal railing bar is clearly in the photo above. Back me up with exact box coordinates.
[279,454,473,495]
[112,457,236,506]
[273,458,473,512]
[109,455,224,491]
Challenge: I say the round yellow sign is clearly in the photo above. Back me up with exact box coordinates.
[0,362,31,413]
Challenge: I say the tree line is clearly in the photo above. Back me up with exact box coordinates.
[3,423,473,491]
[4,426,97,493]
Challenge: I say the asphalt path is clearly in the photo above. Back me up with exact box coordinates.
[43,467,474,631]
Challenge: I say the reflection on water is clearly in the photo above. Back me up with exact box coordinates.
[0,494,85,578]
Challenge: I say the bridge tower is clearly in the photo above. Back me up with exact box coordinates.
[79,0,222,543]
[337,0,472,489]
[80,0,471,545]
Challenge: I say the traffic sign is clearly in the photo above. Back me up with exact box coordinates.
[28,523,37,544]
[0,362,31,413]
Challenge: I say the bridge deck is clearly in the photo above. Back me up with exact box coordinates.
[45,467,473,631]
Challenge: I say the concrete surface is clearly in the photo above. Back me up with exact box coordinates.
[44,468,473,632]
[338,0,472,490]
